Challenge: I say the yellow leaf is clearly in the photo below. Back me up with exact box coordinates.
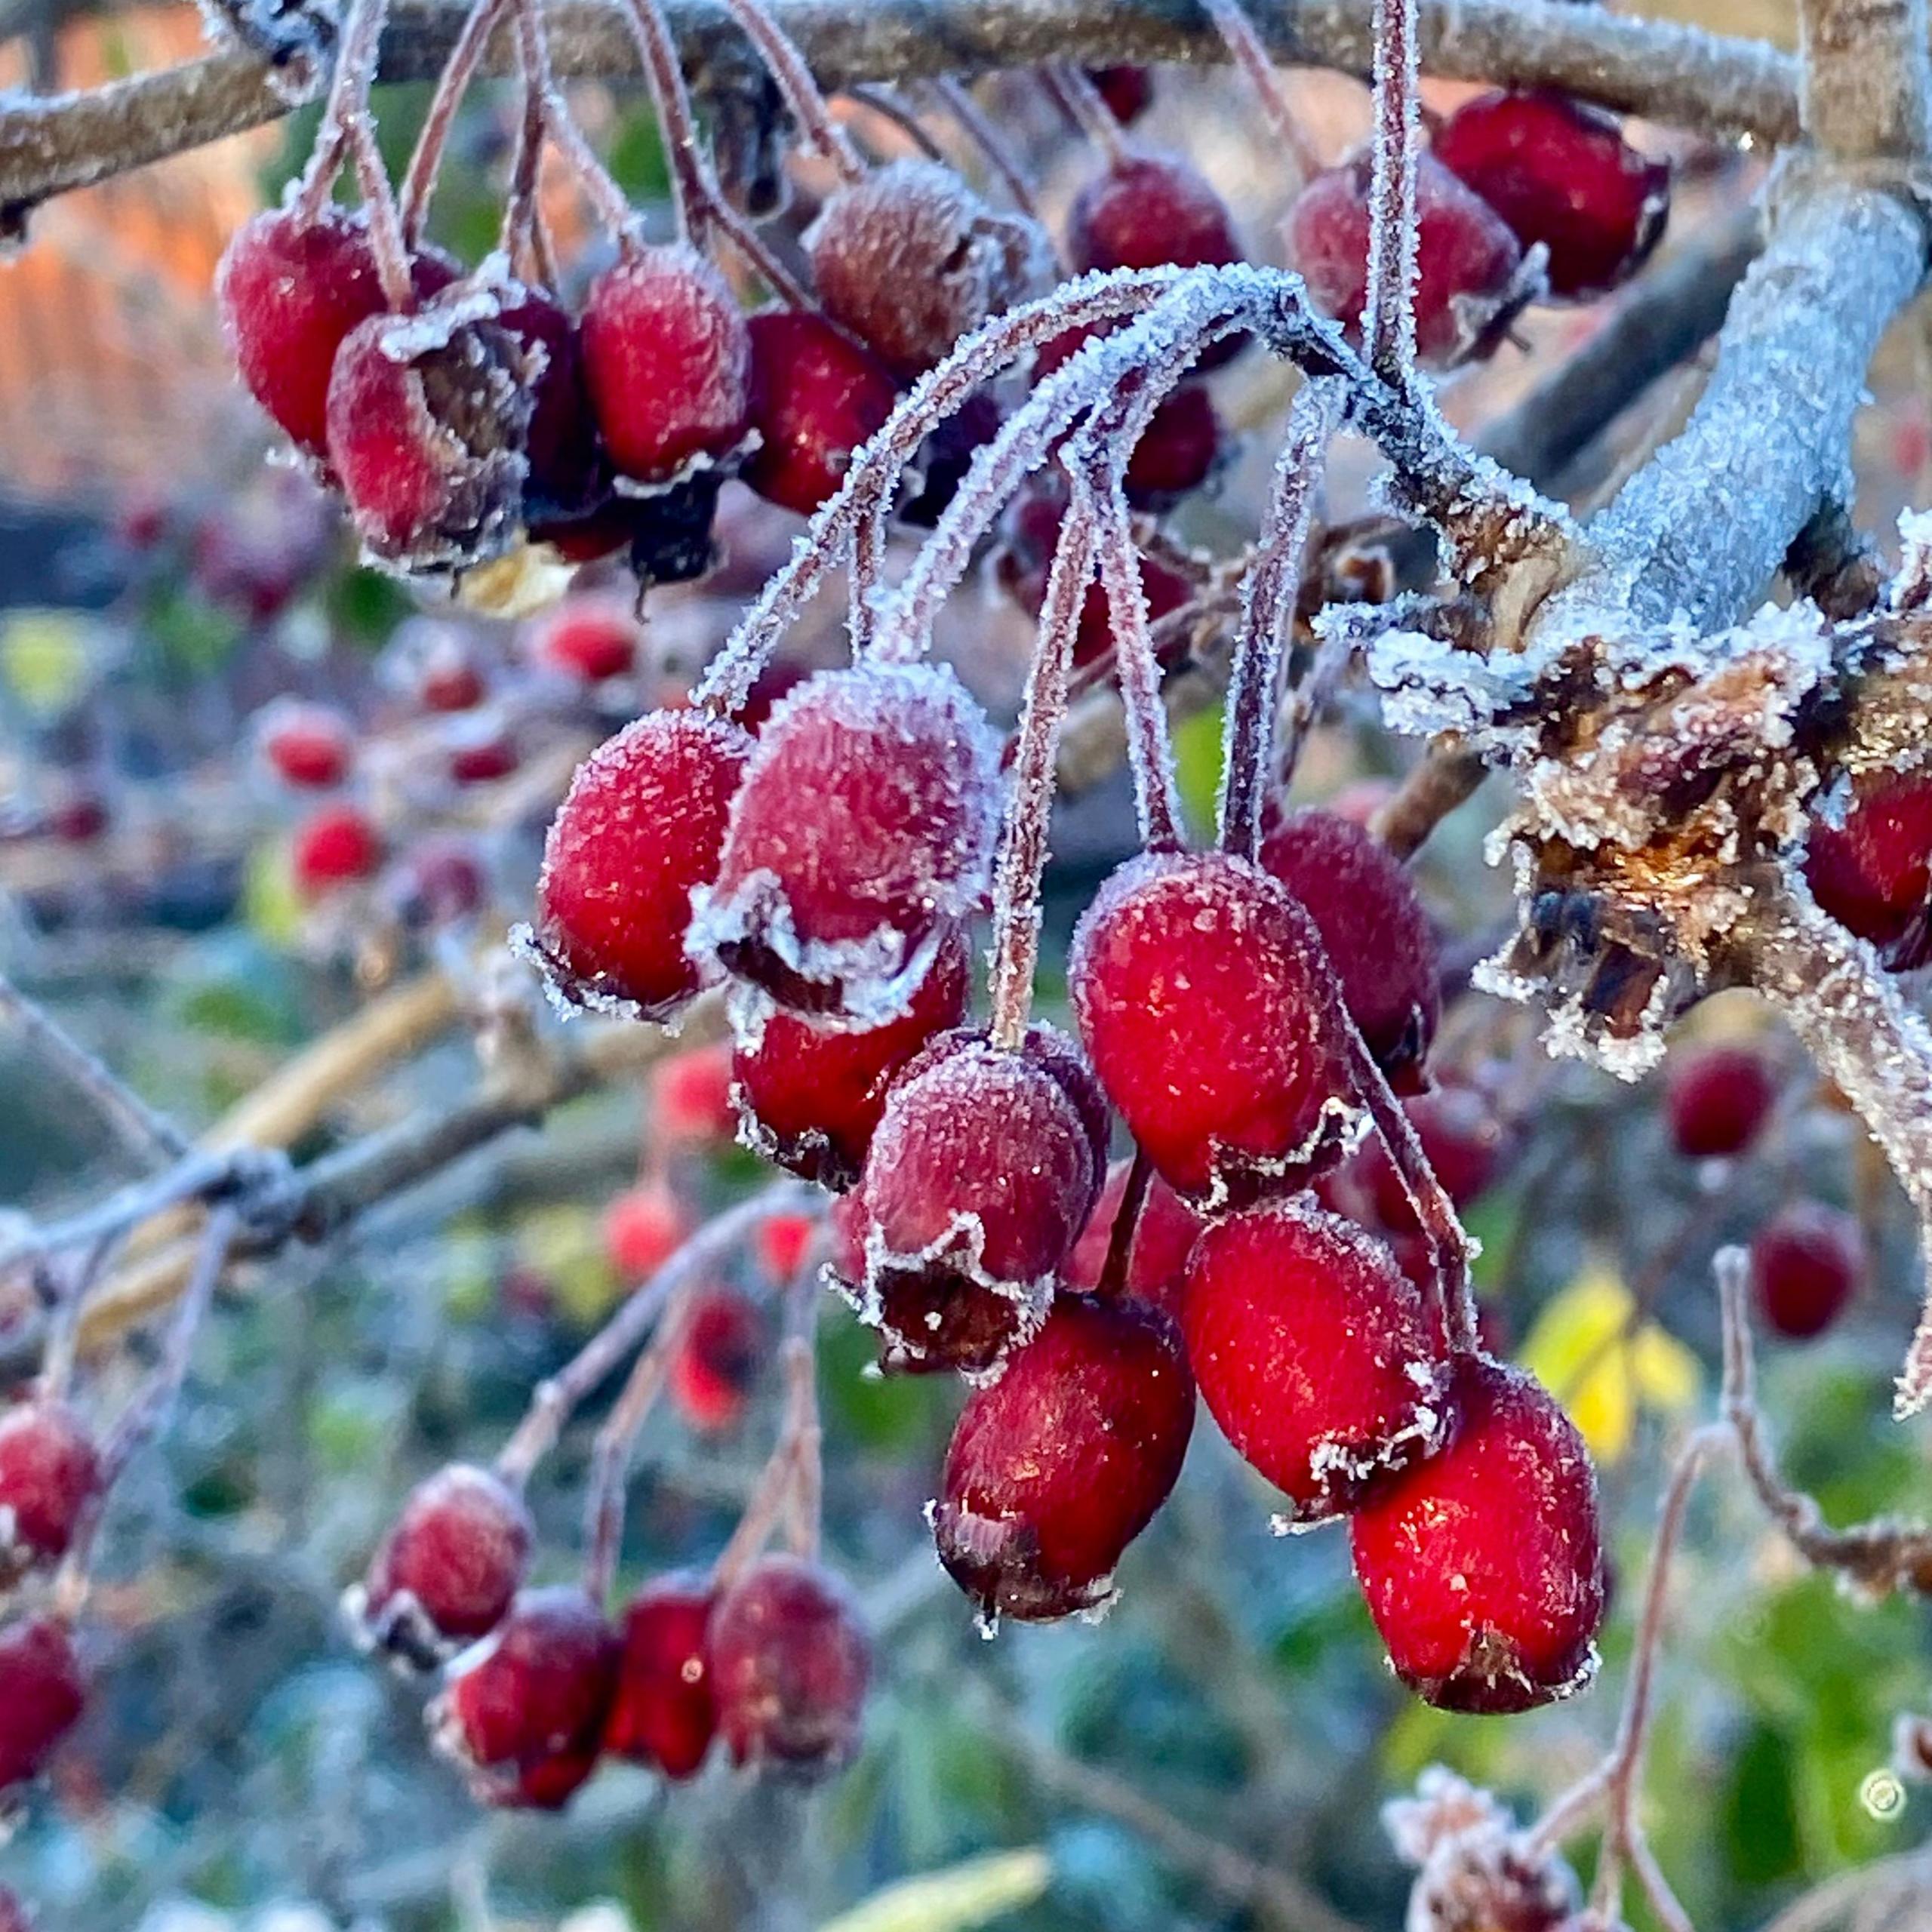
[244,839,305,952]
[2,610,97,715]
[815,1850,1052,1932]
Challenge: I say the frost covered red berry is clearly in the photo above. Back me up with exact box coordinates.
[1803,773,1932,968]
[743,310,900,516]
[604,1574,717,1778]
[0,1397,100,1581]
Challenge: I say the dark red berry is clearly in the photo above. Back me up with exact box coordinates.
[386,835,489,928]
[48,792,108,845]
[933,1293,1193,1623]
[1070,850,1357,1211]
[1064,1159,1204,1312]
[739,656,815,734]
[350,1463,534,1668]
[691,664,1001,1026]
[1665,1043,1777,1159]
[605,1574,717,1777]
[732,926,971,1191]
[1033,325,1222,503]
[1260,808,1440,1089]
[292,803,383,898]
[0,1615,85,1792]
[1284,149,1525,368]
[325,303,532,570]
[604,1182,691,1281]
[1432,89,1669,301]
[580,244,752,483]
[494,285,605,521]
[709,1555,869,1774]
[1351,1355,1604,1714]
[257,700,354,789]
[1185,1202,1447,1523]
[804,159,1048,378]
[1750,1201,1863,1340]
[432,1585,619,1808]
[743,311,900,516]
[215,208,452,460]
[531,709,754,1020]
[0,1398,99,1580]
[531,596,639,684]
[1344,1082,1509,1233]
[671,1286,762,1432]
[447,728,519,786]
[1087,66,1153,125]
[1069,152,1240,276]
[1804,774,1932,968]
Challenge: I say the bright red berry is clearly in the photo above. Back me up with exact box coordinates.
[531,709,754,1020]
[0,1398,100,1580]
[671,1285,763,1432]
[1185,1202,1447,1523]
[743,311,900,516]
[604,1182,691,1281]
[580,244,752,484]
[804,159,1048,378]
[1070,850,1357,1211]
[1064,1159,1205,1313]
[257,699,355,789]
[291,803,383,898]
[325,305,531,571]
[651,1041,738,1143]
[530,595,640,685]
[605,1574,717,1777]
[1432,89,1669,301]
[732,926,971,1191]
[1804,774,1932,968]
[690,663,1001,1026]
[1750,1201,1863,1340]
[1086,66,1153,125]
[1284,149,1525,368]
[1351,1355,1604,1714]
[755,1211,819,1283]
[1665,1043,1778,1159]
[0,1615,85,1792]
[494,285,605,523]
[1344,1082,1509,1233]
[349,1463,534,1669]
[933,1293,1194,1623]
[1260,808,1440,1089]
[431,1585,619,1808]
[709,1555,869,1774]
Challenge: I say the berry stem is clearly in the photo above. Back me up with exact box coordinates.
[397,0,513,247]
[921,77,1044,224]
[1362,0,1421,383]
[508,0,648,242]
[1095,1147,1153,1301]
[1199,0,1321,192]
[1041,60,1128,168]
[346,118,417,310]
[712,1329,822,1587]
[712,0,866,183]
[1215,379,1337,860]
[494,1180,816,1487]
[500,0,558,275]
[988,477,1099,1051]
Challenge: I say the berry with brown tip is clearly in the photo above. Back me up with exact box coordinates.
[530,596,639,685]
[710,1555,869,1774]
[1350,1355,1604,1714]
[743,311,900,516]
[1284,150,1526,368]
[933,1293,1194,1623]
[0,1398,100,1581]
[1260,807,1440,1090]
[257,700,355,789]
[671,1286,762,1432]
[1665,1044,1777,1159]
[1804,774,1932,969]
[732,926,971,1192]
[1064,1159,1205,1313]
[1750,1201,1863,1340]
[580,245,753,483]
[292,803,383,899]
[1432,89,1669,301]
[1184,1201,1447,1523]
[605,1574,717,1777]
[432,1586,619,1808]
[349,1463,534,1669]
[1070,850,1358,1211]
[0,1615,85,1792]
[690,663,1001,1027]
[531,709,754,1020]
[805,159,1048,378]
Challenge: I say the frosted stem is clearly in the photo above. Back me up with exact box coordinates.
[345,115,417,308]
[611,0,718,245]
[922,76,1042,221]
[714,0,866,182]
[1201,0,1320,192]
[1217,379,1337,859]
[292,0,390,219]
[712,1332,820,1586]
[1363,0,1421,383]
[398,0,511,243]
[500,0,550,262]
[1042,60,1127,166]
[1798,0,1930,161]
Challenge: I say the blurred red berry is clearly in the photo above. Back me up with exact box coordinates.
[605,1574,717,1777]
[671,1285,762,1432]
[604,1183,691,1281]
[1750,1202,1863,1340]
[0,1398,99,1582]
[1665,1044,1777,1159]
[292,803,383,898]
[257,700,354,789]
[531,597,641,685]
[652,1041,738,1144]
[0,1615,85,1792]
[755,1211,819,1283]
[447,728,519,786]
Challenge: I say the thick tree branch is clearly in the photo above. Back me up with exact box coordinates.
[0,0,1799,220]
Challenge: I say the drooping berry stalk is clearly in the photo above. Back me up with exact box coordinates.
[1093,1146,1154,1301]
[1041,61,1128,167]
[1198,0,1321,194]
[1362,0,1422,382]
[711,1327,824,1586]
[1216,379,1337,860]
[922,78,1044,225]
[505,0,647,242]
[396,0,515,245]
[712,0,865,184]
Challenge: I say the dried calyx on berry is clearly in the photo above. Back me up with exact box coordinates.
[805,159,1051,379]
[528,708,754,1021]
[689,663,1002,1029]
[1071,850,1360,1213]
[430,1585,619,1808]
[0,1395,101,1582]
[709,1554,870,1775]
[0,1614,85,1793]
[605,1572,718,1778]
[932,1292,1194,1623]
[346,1462,533,1670]
[1351,1355,1605,1714]
[1386,1767,1581,1932]
[1186,1201,1448,1524]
